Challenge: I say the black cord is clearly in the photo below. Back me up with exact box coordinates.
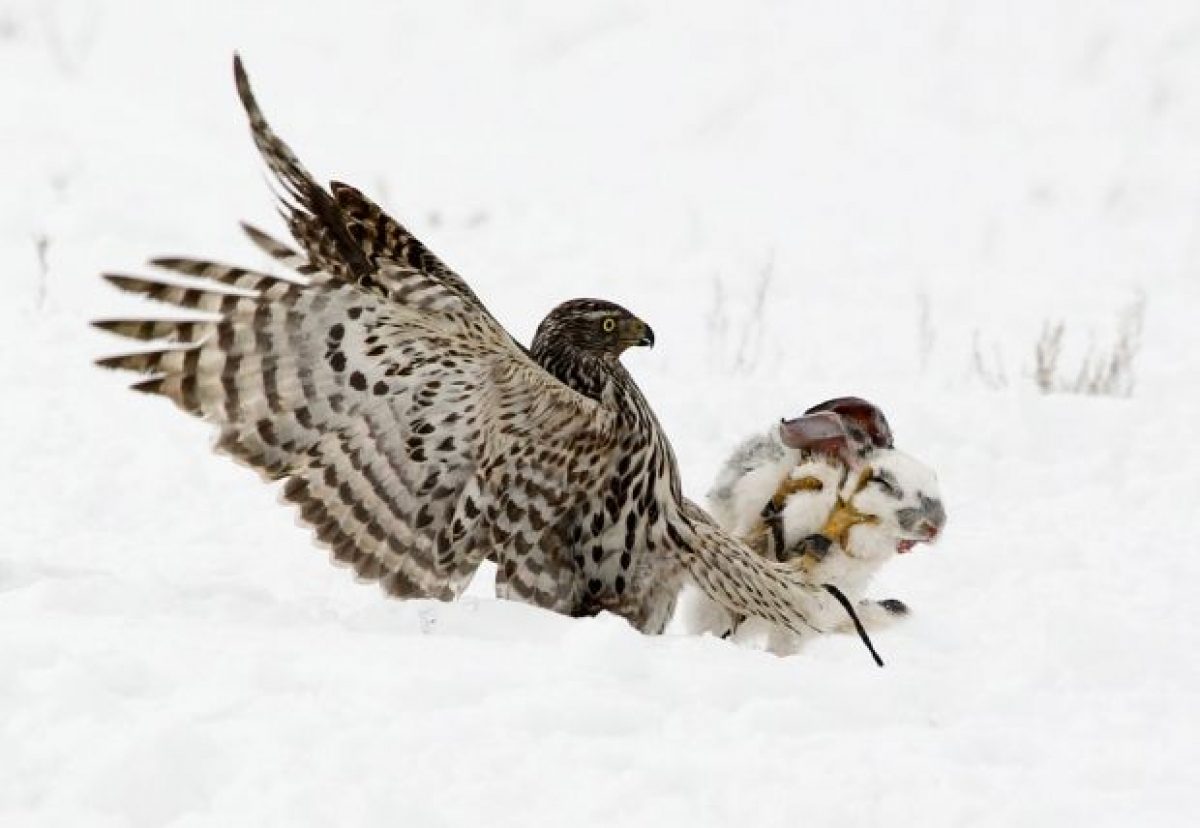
[823,584,884,668]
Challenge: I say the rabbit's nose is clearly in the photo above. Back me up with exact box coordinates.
[921,494,947,532]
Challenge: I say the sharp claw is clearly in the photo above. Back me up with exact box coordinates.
[799,533,832,561]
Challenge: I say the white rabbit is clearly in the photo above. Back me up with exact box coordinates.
[683,398,946,656]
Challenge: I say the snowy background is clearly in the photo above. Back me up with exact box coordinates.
[3,1,1199,825]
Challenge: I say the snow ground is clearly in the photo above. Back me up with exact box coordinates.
[2,1,1199,825]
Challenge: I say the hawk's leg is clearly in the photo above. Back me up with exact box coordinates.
[574,576,679,634]
[722,612,745,639]
[570,597,605,619]
[775,532,832,577]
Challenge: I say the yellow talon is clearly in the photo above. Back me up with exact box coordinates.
[821,500,878,549]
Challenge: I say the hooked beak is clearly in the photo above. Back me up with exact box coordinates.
[620,318,655,349]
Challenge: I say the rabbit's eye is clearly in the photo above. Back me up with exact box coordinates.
[869,474,901,498]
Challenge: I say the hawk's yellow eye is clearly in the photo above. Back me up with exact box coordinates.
[602,318,616,333]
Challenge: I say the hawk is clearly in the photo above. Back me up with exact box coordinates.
[94,56,846,639]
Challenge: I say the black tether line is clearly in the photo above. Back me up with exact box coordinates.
[823,583,885,668]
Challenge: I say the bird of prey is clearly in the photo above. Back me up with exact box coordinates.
[94,56,845,639]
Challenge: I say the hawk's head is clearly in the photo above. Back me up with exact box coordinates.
[535,299,655,358]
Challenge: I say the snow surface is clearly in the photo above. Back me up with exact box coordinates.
[3,1,1200,825]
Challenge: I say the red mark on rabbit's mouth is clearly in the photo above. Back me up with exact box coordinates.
[897,524,940,554]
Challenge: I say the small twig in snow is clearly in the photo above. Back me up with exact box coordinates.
[916,291,935,372]
[971,329,1009,389]
[33,233,50,310]
[733,253,774,372]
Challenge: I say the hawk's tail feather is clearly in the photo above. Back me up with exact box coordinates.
[678,499,843,638]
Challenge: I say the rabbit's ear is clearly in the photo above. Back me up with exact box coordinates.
[779,411,851,457]
[804,396,894,450]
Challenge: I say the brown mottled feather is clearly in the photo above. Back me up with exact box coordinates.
[93,55,851,641]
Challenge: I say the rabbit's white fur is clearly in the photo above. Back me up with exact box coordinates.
[682,426,945,655]
[706,427,838,538]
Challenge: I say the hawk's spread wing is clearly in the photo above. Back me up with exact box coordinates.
[230,56,498,327]
[94,57,617,601]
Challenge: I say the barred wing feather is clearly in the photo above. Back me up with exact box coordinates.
[95,58,618,602]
